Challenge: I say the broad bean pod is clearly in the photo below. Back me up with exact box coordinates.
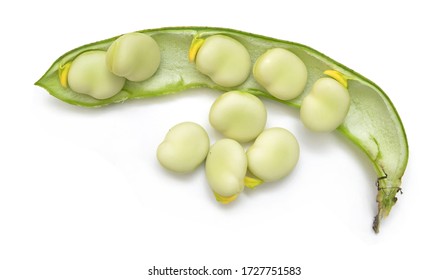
[36,27,409,233]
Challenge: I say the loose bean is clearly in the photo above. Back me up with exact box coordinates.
[209,91,267,142]
[247,128,300,182]
[205,139,247,204]
[157,122,209,173]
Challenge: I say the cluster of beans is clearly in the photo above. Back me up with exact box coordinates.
[157,93,300,204]
[66,32,351,204]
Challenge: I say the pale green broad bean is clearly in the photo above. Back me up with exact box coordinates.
[300,77,350,132]
[106,32,160,82]
[253,48,308,100]
[67,51,125,100]
[209,91,267,142]
[194,35,251,87]
[247,128,300,182]
[205,139,247,204]
[157,122,210,173]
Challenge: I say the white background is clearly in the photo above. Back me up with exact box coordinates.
[1,0,447,279]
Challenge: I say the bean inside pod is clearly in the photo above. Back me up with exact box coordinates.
[192,35,251,87]
[253,48,308,100]
[67,50,125,100]
[300,77,350,132]
[106,32,161,82]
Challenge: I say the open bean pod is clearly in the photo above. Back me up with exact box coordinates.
[36,27,408,233]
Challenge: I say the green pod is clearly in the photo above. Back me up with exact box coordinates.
[35,27,408,233]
